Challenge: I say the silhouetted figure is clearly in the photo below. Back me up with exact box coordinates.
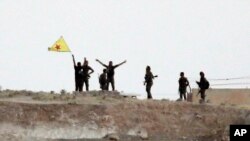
[72,55,83,92]
[178,72,189,101]
[82,59,94,91]
[96,59,126,91]
[144,66,157,99]
[99,69,107,90]
[196,71,209,103]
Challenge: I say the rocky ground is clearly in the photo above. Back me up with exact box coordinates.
[0,90,250,141]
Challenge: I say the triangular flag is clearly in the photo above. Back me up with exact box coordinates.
[48,36,71,52]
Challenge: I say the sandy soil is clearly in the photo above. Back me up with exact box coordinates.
[0,90,250,141]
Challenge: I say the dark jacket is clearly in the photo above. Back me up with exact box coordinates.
[197,77,208,89]
[145,72,154,83]
[179,77,189,89]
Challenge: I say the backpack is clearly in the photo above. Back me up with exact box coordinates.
[204,80,210,89]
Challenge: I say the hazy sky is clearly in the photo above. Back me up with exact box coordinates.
[0,0,249,99]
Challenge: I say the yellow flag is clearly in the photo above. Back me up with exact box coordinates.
[48,36,71,52]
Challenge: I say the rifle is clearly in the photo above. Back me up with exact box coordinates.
[196,89,201,96]
[196,81,201,96]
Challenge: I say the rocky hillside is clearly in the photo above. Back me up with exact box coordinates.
[0,90,250,141]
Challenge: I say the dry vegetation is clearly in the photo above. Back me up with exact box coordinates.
[192,89,250,107]
[0,90,250,141]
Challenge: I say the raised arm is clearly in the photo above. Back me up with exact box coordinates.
[72,54,76,67]
[114,60,127,68]
[83,57,87,65]
[89,67,94,75]
[96,59,108,67]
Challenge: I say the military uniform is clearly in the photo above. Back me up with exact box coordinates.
[99,72,107,90]
[178,77,189,100]
[74,66,83,92]
[82,65,94,91]
[145,72,154,99]
[197,76,208,102]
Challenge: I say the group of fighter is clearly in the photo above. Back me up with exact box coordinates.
[72,55,209,102]
[72,55,126,92]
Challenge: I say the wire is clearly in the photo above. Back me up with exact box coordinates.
[189,76,250,82]
[211,82,250,86]
[209,76,250,81]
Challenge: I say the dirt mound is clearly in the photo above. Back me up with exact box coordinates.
[0,90,250,141]
[192,88,250,106]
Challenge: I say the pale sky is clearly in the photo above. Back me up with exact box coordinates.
[0,0,250,99]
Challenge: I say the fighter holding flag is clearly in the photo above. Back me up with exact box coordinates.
[48,36,94,92]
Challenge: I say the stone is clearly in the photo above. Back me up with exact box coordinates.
[104,133,120,141]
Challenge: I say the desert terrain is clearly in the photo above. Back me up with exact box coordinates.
[0,89,250,141]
